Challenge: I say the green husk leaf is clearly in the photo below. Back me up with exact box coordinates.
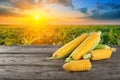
[47,57,57,60]
[95,44,110,50]
[65,57,73,62]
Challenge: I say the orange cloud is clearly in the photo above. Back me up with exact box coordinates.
[50,0,72,6]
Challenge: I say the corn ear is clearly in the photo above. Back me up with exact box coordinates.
[95,44,110,50]
[63,59,92,72]
[91,48,116,60]
[48,33,89,59]
[83,43,111,59]
[68,31,101,60]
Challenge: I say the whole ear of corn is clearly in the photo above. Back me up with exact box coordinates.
[63,59,92,72]
[69,32,101,60]
[49,33,89,59]
[91,48,116,60]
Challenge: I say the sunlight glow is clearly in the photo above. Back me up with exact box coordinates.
[34,15,40,21]
[27,13,48,29]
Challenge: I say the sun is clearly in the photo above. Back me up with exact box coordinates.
[28,13,48,27]
[34,15,40,21]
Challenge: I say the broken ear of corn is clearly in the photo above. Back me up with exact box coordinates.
[66,31,101,61]
[83,44,112,60]
[83,48,116,60]
[48,33,89,59]
[63,59,92,72]
[91,48,116,60]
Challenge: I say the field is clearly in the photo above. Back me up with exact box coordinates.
[0,25,120,46]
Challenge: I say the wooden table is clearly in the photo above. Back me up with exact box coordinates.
[0,45,119,80]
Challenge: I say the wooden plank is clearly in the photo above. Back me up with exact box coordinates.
[0,46,119,80]
[0,65,119,80]
[0,56,64,66]
[0,54,119,66]
[0,45,60,54]
[0,46,118,66]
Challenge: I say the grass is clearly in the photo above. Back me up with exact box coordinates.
[0,25,120,46]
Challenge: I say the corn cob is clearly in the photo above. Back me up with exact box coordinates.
[48,33,89,59]
[83,48,116,60]
[63,59,92,72]
[91,48,116,60]
[94,44,110,50]
[66,32,101,61]
[83,44,111,60]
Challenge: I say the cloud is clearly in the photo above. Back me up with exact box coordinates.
[1,0,119,20]
[90,9,98,16]
[0,2,26,17]
[0,0,8,3]
[10,0,73,9]
[0,7,24,17]
[89,1,120,20]
[47,3,87,18]
[0,0,82,18]
[101,10,120,19]
[0,0,41,17]
[50,0,72,6]
[103,2,120,10]
[0,0,73,11]
[0,0,43,9]
[90,10,120,19]
[96,1,120,10]
[8,0,36,9]
[78,7,88,13]
[0,0,12,6]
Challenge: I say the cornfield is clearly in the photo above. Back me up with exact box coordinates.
[0,25,120,46]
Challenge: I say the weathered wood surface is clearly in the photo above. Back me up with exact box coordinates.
[0,45,119,80]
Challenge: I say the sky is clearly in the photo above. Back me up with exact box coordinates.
[0,0,120,25]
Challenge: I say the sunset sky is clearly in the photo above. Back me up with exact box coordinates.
[0,0,120,25]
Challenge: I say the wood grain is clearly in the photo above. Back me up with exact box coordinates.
[0,45,119,80]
